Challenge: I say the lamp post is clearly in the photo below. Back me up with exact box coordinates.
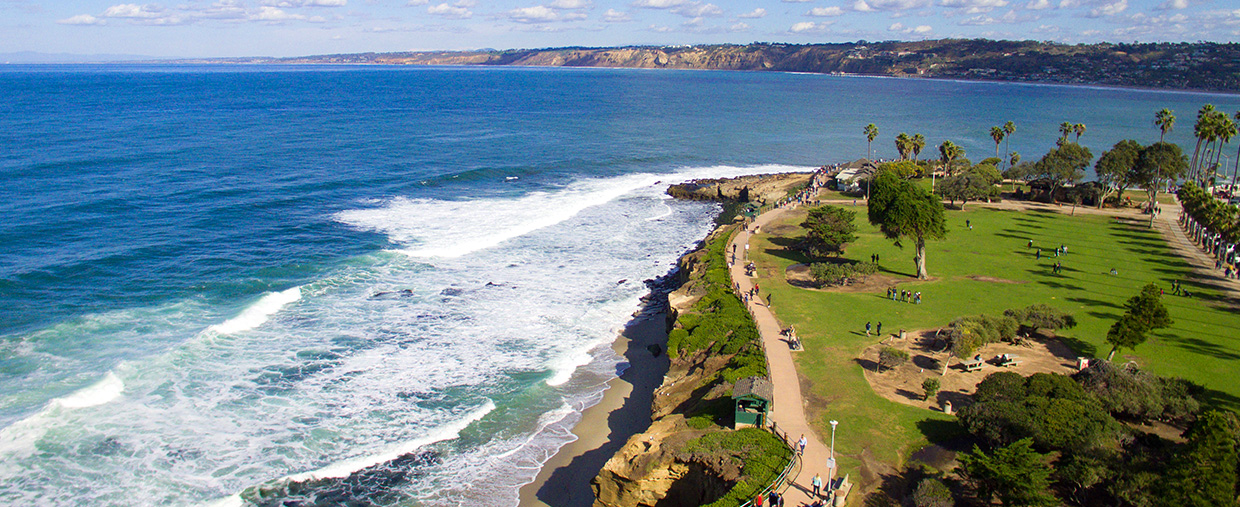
[826,420,838,504]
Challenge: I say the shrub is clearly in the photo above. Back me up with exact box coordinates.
[945,314,1018,358]
[1073,360,1201,423]
[960,372,1124,452]
[922,377,941,401]
[809,261,877,287]
[911,477,954,507]
[1004,304,1077,335]
[685,429,793,507]
[878,346,909,372]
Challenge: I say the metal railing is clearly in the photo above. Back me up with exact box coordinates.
[735,423,800,507]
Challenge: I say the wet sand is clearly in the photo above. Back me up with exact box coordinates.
[517,309,670,507]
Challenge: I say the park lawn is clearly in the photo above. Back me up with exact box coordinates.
[749,204,1240,476]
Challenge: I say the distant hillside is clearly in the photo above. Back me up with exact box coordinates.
[188,39,1240,93]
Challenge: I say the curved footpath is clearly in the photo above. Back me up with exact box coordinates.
[729,206,836,507]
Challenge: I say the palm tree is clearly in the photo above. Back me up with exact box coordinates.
[1074,123,1087,143]
[1155,108,1175,143]
[990,126,1005,157]
[1232,111,1240,195]
[1190,104,1216,181]
[937,140,963,192]
[1002,121,1016,168]
[895,132,911,160]
[1008,151,1022,192]
[912,133,926,162]
[864,123,879,160]
[1058,122,1074,144]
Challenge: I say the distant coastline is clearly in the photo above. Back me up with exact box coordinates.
[134,39,1240,94]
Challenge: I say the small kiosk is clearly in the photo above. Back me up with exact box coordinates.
[733,376,773,429]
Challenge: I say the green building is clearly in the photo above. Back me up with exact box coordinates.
[733,376,773,429]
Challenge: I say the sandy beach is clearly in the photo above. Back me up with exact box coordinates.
[517,306,671,507]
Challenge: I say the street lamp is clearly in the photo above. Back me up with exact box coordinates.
[829,420,838,458]
[826,420,839,503]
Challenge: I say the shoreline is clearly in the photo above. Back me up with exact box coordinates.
[516,305,671,507]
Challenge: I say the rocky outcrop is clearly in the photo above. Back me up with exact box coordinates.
[667,173,811,206]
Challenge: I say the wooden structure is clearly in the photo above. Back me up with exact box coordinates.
[962,355,985,372]
[733,376,773,429]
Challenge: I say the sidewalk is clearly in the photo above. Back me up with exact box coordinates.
[729,206,839,507]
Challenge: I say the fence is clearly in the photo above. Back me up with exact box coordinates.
[735,422,801,507]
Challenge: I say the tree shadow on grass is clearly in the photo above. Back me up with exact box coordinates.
[1160,334,1240,362]
[915,418,971,451]
[1199,387,1240,414]
[1065,296,1121,309]
[1057,334,1097,357]
[763,236,813,265]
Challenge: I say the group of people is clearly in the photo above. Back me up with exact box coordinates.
[885,287,920,304]
[865,321,883,337]
[781,327,802,350]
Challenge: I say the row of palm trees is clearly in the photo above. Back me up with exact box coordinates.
[1185,104,1240,190]
[1177,181,1238,263]
[1057,122,1086,144]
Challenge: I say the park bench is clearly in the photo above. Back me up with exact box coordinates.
[997,353,1022,367]
[962,357,985,372]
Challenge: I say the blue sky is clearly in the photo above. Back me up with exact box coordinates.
[2,0,1238,58]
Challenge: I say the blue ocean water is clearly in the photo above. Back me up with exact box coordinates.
[0,65,1237,506]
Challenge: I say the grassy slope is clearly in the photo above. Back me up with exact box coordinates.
[750,204,1240,475]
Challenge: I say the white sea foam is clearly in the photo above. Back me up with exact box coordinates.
[53,371,124,409]
[206,286,302,335]
[335,164,810,259]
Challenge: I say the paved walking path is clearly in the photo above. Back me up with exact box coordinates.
[1153,201,1240,296]
[729,206,838,507]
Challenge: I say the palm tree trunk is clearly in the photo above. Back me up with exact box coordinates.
[1231,144,1240,195]
[1107,347,1117,361]
[1190,137,1205,180]
[915,236,928,280]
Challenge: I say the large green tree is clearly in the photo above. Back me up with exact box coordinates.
[1094,139,1142,209]
[1134,141,1189,222]
[1106,283,1172,360]
[800,205,858,258]
[958,438,1056,507]
[867,170,947,279]
[1161,410,1239,507]
[938,164,998,210]
[1029,142,1092,203]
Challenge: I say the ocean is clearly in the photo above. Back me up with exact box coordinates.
[1,64,1237,506]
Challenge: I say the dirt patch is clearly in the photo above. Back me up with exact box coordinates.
[967,275,1028,284]
[785,263,923,293]
[859,330,1081,413]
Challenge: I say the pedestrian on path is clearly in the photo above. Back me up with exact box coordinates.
[865,321,872,336]
[811,473,822,497]
[1036,248,1041,260]
[876,322,882,336]
[797,434,807,455]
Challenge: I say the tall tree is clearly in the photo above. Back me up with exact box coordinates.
[800,205,859,258]
[958,438,1056,507]
[1161,410,1239,507]
[990,126,1005,157]
[1058,121,1075,144]
[1074,123,1087,143]
[895,132,911,160]
[1094,139,1142,209]
[864,123,879,160]
[1106,283,1172,360]
[912,133,926,162]
[1155,108,1175,143]
[1210,115,1236,186]
[867,171,947,280]
[1233,111,1240,193]
[938,164,996,210]
[939,139,964,176]
[1134,141,1189,215]
[1003,120,1016,168]
[1030,142,1092,203]
[1190,104,1216,181]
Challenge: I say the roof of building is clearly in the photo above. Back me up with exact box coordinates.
[733,376,774,402]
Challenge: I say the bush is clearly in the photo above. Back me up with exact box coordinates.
[911,477,954,507]
[878,346,910,372]
[945,314,1019,358]
[960,372,1124,452]
[685,429,793,507]
[1073,360,1201,423]
[809,261,877,287]
[922,377,941,401]
[1004,304,1077,335]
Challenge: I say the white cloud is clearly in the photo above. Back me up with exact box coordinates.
[602,8,632,20]
[1087,0,1126,17]
[676,3,723,16]
[889,21,931,33]
[852,0,928,11]
[739,8,766,18]
[790,20,832,32]
[730,22,750,30]
[960,9,1021,23]
[252,6,307,20]
[632,0,686,7]
[507,4,588,22]
[912,24,932,33]
[427,2,472,17]
[940,0,1007,12]
[260,0,346,6]
[57,14,104,25]
[1025,0,1051,9]
[549,0,591,7]
[407,0,429,4]
[1156,0,1188,9]
[808,6,845,15]
[888,21,904,29]
[648,24,674,31]
[783,0,813,2]
[101,3,163,18]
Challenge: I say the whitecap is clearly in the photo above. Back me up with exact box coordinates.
[206,286,302,335]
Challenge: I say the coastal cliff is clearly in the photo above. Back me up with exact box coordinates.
[590,173,807,507]
[198,40,1240,93]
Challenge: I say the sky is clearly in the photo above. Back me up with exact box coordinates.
[1,0,1238,58]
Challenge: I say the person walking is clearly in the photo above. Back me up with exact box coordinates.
[1036,248,1041,260]
[876,322,882,336]
[797,434,807,455]
[811,473,823,497]
[865,321,872,336]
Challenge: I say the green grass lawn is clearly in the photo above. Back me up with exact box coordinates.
[748,204,1240,476]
